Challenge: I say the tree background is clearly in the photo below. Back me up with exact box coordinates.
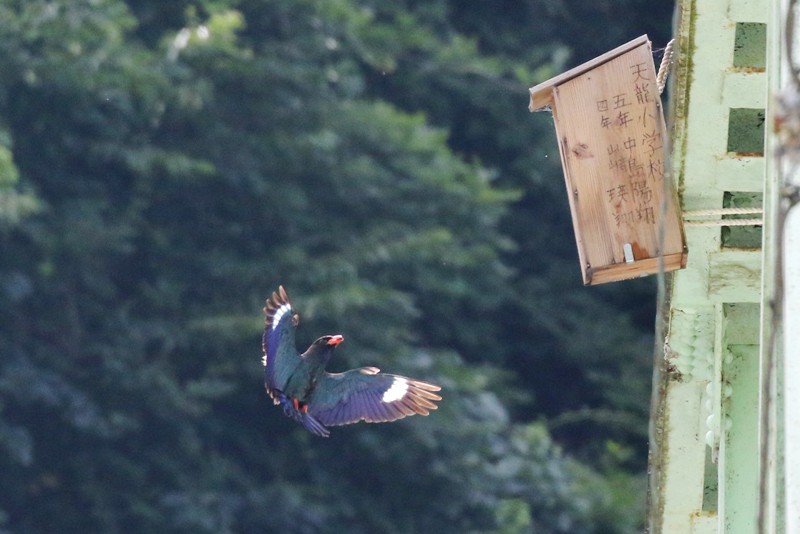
[0,1,674,532]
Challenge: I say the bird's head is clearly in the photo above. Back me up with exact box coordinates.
[314,334,344,348]
[304,334,344,361]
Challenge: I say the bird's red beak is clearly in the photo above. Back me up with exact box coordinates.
[327,335,344,346]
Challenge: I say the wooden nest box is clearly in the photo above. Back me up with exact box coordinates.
[529,35,686,285]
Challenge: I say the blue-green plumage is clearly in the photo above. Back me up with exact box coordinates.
[262,286,442,437]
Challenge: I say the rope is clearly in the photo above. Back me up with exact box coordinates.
[682,207,763,226]
[684,218,763,227]
[656,39,675,95]
[683,207,763,218]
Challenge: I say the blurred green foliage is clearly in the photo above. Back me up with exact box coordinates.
[0,0,673,532]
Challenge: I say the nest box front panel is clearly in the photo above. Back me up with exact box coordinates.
[550,41,685,284]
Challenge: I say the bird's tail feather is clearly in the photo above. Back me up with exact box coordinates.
[278,394,330,437]
[301,413,330,437]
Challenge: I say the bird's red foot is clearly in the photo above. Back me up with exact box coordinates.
[291,397,309,413]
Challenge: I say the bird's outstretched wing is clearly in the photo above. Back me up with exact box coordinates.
[308,367,442,427]
[262,286,302,403]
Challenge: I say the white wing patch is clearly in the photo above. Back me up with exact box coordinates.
[382,376,409,403]
[272,303,292,330]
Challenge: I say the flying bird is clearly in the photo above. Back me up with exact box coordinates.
[261,286,442,437]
